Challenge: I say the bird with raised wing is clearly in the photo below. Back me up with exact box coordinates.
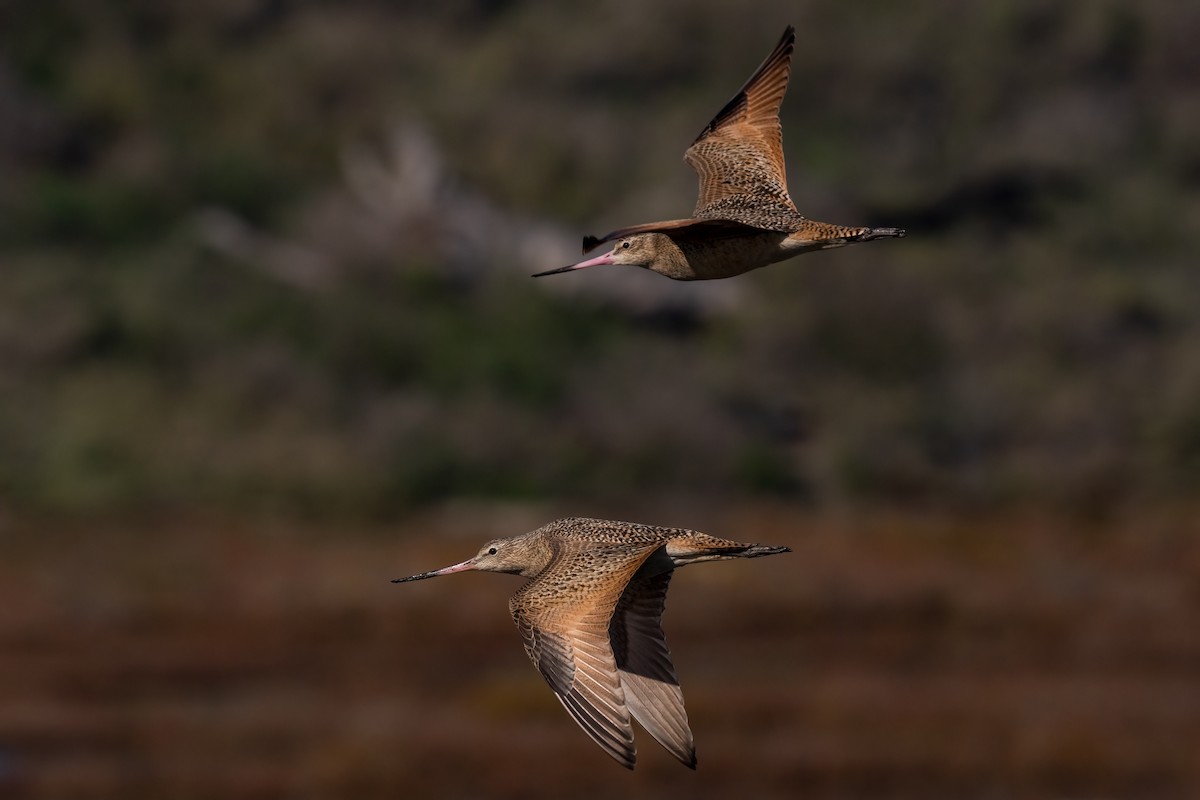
[393,517,789,769]
[533,26,904,281]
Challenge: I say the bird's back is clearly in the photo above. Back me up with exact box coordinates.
[536,517,678,549]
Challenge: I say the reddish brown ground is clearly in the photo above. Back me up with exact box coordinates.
[1,505,1197,799]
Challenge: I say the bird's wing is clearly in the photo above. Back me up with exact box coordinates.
[582,218,766,252]
[610,564,696,768]
[509,542,660,769]
[684,26,798,226]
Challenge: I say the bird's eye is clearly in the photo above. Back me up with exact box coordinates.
[621,241,631,249]
[488,547,497,555]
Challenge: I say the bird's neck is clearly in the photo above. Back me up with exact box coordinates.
[515,535,557,578]
[646,236,695,280]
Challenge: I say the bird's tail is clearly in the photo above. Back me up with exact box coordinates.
[666,535,790,567]
[856,226,906,241]
[732,544,791,558]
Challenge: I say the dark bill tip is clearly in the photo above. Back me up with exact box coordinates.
[391,572,436,583]
[531,263,581,278]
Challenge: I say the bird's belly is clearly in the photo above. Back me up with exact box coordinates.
[676,233,790,280]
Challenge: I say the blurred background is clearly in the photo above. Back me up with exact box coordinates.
[1,0,1198,797]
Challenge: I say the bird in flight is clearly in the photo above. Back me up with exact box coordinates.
[534,26,904,281]
[393,517,790,769]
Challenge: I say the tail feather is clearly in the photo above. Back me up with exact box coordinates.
[857,226,906,241]
[735,544,791,558]
[666,539,790,567]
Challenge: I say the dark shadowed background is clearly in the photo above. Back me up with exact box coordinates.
[1,1,1198,797]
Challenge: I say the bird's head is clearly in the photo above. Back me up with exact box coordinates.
[391,535,552,583]
[533,234,664,277]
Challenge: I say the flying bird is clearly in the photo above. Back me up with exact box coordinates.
[533,25,904,281]
[393,517,790,769]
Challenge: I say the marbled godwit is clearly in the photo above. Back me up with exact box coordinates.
[533,25,904,281]
[392,517,789,769]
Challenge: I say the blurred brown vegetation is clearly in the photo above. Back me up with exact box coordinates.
[2,0,1200,797]
[1,506,1197,798]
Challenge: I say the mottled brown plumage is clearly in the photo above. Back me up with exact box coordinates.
[533,25,905,281]
[392,517,789,769]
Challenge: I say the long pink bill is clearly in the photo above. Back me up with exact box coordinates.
[391,558,477,583]
[531,251,615,278]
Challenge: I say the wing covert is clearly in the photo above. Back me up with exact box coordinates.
[508,542,661,768]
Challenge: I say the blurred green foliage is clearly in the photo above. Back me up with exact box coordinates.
[1,0,1198,516]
